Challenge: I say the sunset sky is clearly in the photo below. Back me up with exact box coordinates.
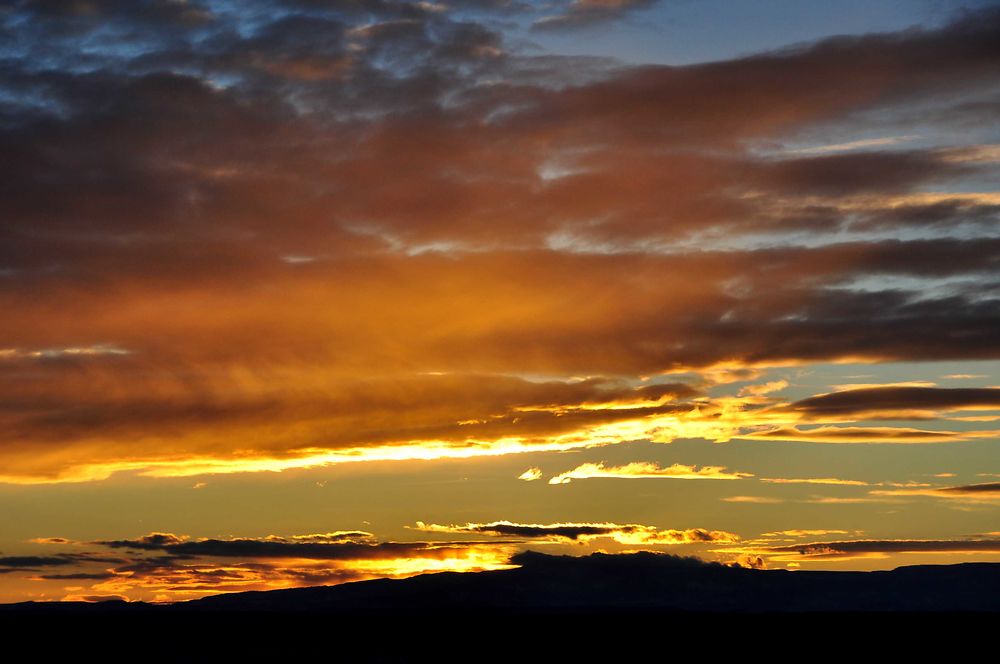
[1,0,999,604]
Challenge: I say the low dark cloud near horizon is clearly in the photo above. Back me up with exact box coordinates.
[0,2,998,481]
[762,538,1000,558]
[96,534,504,560]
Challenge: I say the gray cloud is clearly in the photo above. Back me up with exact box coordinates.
[783,387,1000,418]
[762,538,1000,558]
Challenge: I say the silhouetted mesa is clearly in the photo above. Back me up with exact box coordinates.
[2,552,998,615]
[180,551,1000,613]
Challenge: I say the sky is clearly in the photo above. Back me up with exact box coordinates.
[0,0,998,604]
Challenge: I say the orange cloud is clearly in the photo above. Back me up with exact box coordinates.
[7,531,519,602]
[721,496,784,504]
[548,461,753,484]
[0,5,998,485]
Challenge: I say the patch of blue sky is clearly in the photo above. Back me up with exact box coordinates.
[525,0,999,66]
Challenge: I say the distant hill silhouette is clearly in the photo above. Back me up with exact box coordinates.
[178,550,1000,613]
[3,552,998,615]
[3,553,997,659]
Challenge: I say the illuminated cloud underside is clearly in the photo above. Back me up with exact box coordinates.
[2,381,996,483]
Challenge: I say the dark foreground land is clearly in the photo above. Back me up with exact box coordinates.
[3,552,997,660]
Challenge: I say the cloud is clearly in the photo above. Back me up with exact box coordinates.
[0,556,76,570]
[533,0,656,31]
[739,425,995,444]
[28,537,77,545]
[7,530,520,601]
[412,520,740,544]
[37,572,117,580]
[127,532,187,548]
[870,482,1000,501]
[284,531,377,543]
[61,594,130,603]
[760,529,853,538]
[721,496,783,504]
[785,135,919,155]
[759,477,868,486]
[738,380,789,397]
[518,467,543,481]
[748,538,1000,560]
[0,345,131,361]
[0,5,998,482]
[93,533,501,560]
[15,523,740,601]
[803,496,903,504]
[781,386,1000,419]
[548,461,752,484]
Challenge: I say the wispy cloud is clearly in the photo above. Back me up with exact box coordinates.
[740,425,996,444]
[760,529,855,538]
[721,496,784,504]
[870,482,1000,502]
[733,538,1000,561]
[532,0,656,31]
[760,477,868,486]
[785,135,918,155]
[549,461,752,484]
